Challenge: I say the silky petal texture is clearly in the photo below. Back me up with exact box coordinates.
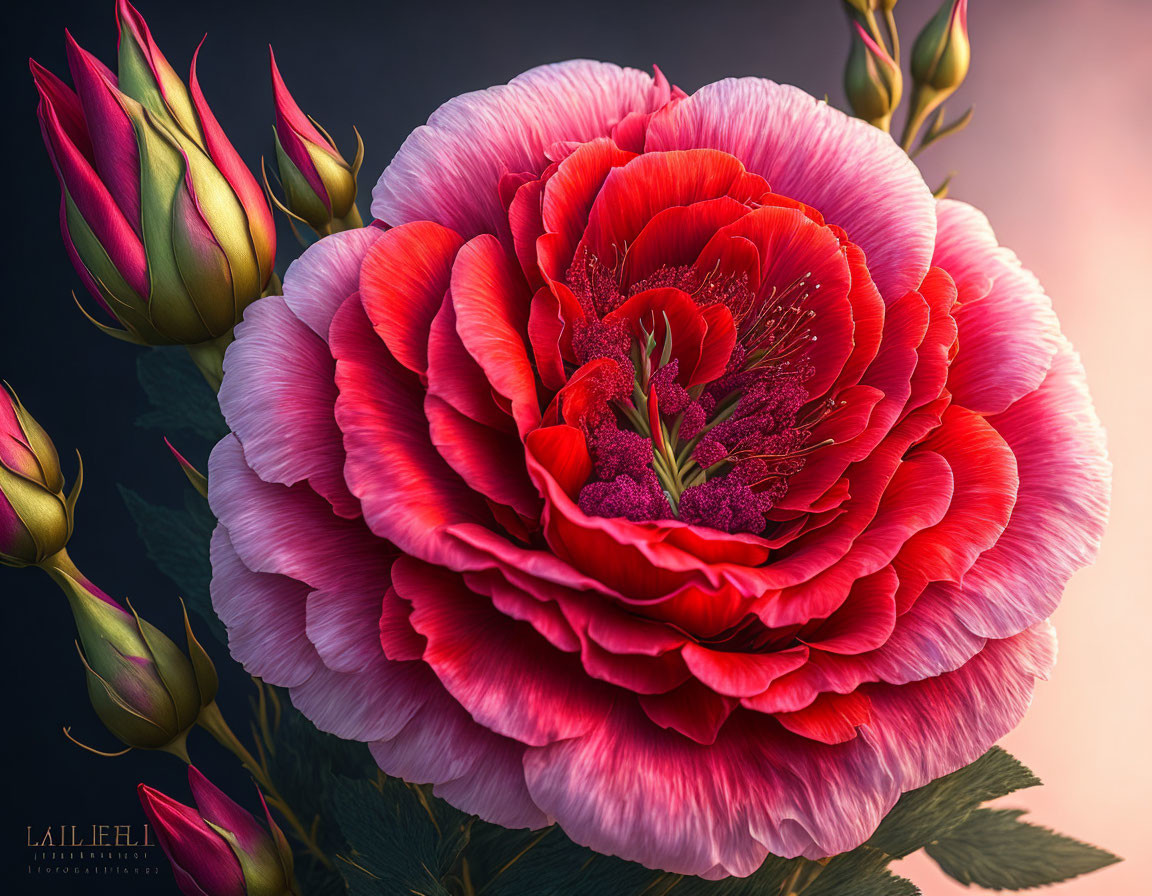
[369,687,549,829]
[645,78,936,301]
[209,526,319,688]
[208,63,1110,879]
[523,702,896,876]
[219,296,360,518]
[280,226,383,338]
[950,342,1109,638]
[372,61,666,236]
[331,292,489,567]
[360,221,464,377]
[138,785,246,896]
[932,199,1060,414]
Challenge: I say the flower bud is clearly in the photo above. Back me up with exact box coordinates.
[911,0,970,96]
[30,0,276,347]
[48,561,218,757]
[139,766,298,896]
[268,48,363,234]
[845,21,903,130]
[0,385,79,568]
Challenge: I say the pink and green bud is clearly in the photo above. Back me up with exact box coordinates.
[0,385,79,568]
[911,0,970,97]
[268,48,363,234]
[48,562,218,756]
[29,0,276,347]
[845,21,903,130]
[139,766,298,896]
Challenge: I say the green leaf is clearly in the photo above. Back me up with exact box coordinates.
[926,809,1120,890]
[254,694,375,895]
[332,775,473,896]
[868,747,1040,857]
[464,824,662,896]
[119,484,223,644]
[804,846,920,896]
[135,347,228,442]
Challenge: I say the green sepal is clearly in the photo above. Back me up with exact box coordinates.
[182,598,218,707]
[128,597,201,733]
[116,20,205,150]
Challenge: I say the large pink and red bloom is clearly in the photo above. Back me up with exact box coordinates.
[208,62,1108,877]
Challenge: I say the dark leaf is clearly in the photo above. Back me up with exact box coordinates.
[868,747,1040,857]
[332,775,472,896]
[118,484,223,644]
[135,347,228,442]
[926,808,1120,890]
[804,846,920,896]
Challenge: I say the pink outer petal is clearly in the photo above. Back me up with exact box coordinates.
[369,686,549,829]
[306,581,393,674]
[866,621,1057,792]
[949,340,1110,638]
[289,653,429,744]
[280,227,383,339]
[932,199,1061,415]
[371,61,667,236]
[523,701,896,876]
[207,435,392,594]
[209,526,320,688]
[219,296,360,518]
[397,557,615,747]
[645,78,936,302]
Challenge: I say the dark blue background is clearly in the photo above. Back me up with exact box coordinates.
[2,1,952,891]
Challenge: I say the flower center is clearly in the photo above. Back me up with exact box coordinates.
[572,256,835,535]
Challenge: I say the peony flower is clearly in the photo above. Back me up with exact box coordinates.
[208,62,1108,878]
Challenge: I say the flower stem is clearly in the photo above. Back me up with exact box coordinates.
[185,331,235,393]
[197,700,333,870]
[326,204,364,234]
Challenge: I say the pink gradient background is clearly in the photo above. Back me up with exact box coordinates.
[885,1,1152,893]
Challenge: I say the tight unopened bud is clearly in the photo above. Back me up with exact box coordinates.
[46,557,218,757]
[139,767,298,896]
[845,22,903,130]
[911,0,970,97]
[0,385,79,567]
[268,48,363,235]
[30,1,276,347]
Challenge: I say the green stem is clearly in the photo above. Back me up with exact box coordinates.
[264,270,284,297]
[900,85,941,154]
[883,7,900,63]
[324,204,364,234]
[197,701,333,870]
[185,331,235,393]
